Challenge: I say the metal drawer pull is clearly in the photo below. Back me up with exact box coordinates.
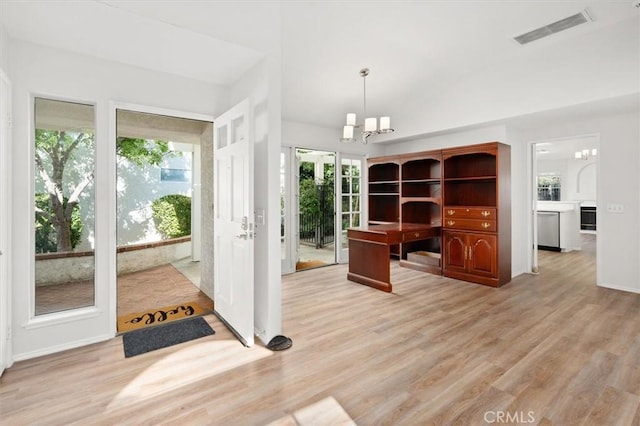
[447,220,455,226]
[481,210,491,217]
[447,209,456,216]
[481,222,490,229]
[414,232,420,238]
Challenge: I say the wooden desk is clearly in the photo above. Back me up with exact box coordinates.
[347,223,441,292]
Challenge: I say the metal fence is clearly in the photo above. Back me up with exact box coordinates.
[299,183,334,248]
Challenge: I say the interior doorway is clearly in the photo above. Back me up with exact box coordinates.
[295,149,336,271]
[531,134,599,277]
[115,108,213,332]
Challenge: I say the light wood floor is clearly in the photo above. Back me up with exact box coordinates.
[117,264,213,318]
[2,235,639,425]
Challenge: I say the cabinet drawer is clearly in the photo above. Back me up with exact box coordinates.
[444,207,496,219]
[402,229,438,242]
[444,218,496,232]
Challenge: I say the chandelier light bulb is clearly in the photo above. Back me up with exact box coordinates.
[365,117,377,132]
[380,116,391,131]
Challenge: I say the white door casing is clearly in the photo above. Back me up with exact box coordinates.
[191,145,202,262]
[213,99,254,347]
[0,69,12,376]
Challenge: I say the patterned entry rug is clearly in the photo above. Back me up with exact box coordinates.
[117,301,208,333]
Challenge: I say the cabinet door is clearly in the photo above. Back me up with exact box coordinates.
[468,234,497,278]
[443,231,467,273]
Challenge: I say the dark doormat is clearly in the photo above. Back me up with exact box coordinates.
[122,316,215,358]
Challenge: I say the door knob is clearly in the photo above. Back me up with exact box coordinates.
[236,232,248,240]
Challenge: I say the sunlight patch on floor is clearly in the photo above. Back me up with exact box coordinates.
[106,340,272,411]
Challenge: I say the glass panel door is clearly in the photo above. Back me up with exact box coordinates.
[339,156,362,263]
[295,149,336,271]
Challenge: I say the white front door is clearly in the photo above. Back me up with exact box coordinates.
[0,70,11,376]
[213,99,254,346]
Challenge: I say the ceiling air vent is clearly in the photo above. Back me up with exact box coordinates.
[513,9,594,45]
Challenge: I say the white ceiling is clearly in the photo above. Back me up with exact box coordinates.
[1,1,638,136]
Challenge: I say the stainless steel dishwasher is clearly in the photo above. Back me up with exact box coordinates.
[537,211,560,251]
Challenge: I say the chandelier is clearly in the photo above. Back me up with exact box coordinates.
[575,148,597,160]
[341,68,394,144]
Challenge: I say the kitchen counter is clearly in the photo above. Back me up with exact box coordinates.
[537,201,579,212]
[537,202,581,252]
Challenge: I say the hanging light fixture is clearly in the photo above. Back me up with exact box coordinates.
[341,68,394,144]
[574,148,597,160]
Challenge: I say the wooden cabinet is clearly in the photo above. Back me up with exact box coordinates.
[443,231,497,282]
[442,142,510,287]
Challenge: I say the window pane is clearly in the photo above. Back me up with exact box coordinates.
[352,178,360,194]
[34,98,95,315]
[351,195,360,211]
[342,176,350,194]
[342,196,350,212]
[537,175,561,201]
[353,213,360,227]
[351,162,360,177]
[341,214,350,249]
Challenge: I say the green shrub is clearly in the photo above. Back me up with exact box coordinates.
[34,193,83,253]
[152,194,191,239]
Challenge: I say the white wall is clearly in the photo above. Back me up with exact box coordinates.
[0,23,10,75]
[230,56,283,344]
[381,124,507,156]
[505,126,528,278]
[566,159,596,202]
[10,39,229,360]
[117,152,193,245]
[520,111,640,293]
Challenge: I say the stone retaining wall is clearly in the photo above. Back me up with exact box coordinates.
[35,237,191,286]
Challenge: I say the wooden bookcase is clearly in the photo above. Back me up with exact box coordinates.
[364,141,511,287]
[441,142,511,287]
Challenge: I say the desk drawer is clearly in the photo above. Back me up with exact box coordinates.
[402,229,437,242]
[444,218,496,232]
[444,207,496,220]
